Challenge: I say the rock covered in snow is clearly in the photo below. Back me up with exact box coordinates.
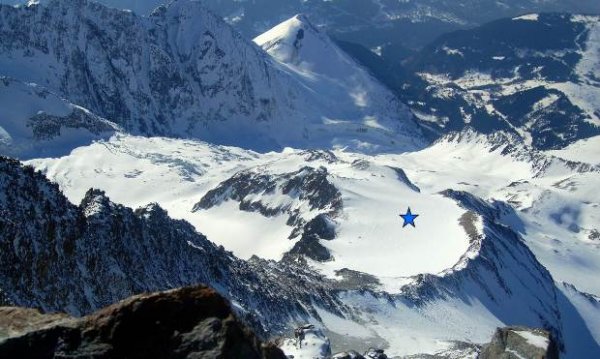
[363,348,388,359]
[193,165,343,255]
[332,350,365,359]
[0,77,118,159]
[480,326,559,359]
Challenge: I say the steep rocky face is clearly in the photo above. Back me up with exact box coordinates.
[0,156,348,336]
[0,285,287,359]
[480,326,559,359]
[0,0,288,143]
[0,0,422,153]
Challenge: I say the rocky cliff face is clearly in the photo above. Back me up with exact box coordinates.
[0,285,286,359]
[0,0,421,153]
[480,326,559,359]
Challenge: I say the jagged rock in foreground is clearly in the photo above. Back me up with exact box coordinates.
[480,326,559,359]
[0,285,286,359]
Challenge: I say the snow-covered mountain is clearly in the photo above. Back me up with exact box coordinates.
[343,13,600,150]
[253,14,423,154]
[2,152,600,357]
[0,156,351,339]
[0,0,423,154]
[1,1,599,358]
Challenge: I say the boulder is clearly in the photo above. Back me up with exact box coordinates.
[364,348,388,358]
[332,350,366,358]
[480,326,559,359]
[0,285,286,359]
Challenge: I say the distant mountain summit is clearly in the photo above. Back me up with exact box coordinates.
[254,14,425,153]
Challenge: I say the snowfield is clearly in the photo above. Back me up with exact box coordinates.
[30,134,471,280]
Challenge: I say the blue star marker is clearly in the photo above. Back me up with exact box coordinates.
[400,207,419,228]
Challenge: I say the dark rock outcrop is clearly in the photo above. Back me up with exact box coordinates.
[193,166,343,251]
[480,326,559,359]
[364,348,388,359]
[0,285,286,359]
[285,213,337,261]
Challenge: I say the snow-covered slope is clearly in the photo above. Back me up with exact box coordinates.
[30,131,600,296]
[280,325,331,359]
[0,0,423,154]
[547,135,600,165]
[0,77,118,159]
[253,15,423,154]
[380,131,600,297]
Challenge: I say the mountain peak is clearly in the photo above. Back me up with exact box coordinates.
[80,188,112,217]
[290,13,319,31]
[0,0,423,153]
[254,13,325,63]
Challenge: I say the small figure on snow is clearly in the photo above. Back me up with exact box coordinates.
[294,324,315,348]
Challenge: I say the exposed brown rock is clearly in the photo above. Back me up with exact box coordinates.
[0,285,286,359]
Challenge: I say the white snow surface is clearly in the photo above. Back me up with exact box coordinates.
[280,326,331,359]
[547,135,600,165]
[30,134,470,277]
[513,14,539,21]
